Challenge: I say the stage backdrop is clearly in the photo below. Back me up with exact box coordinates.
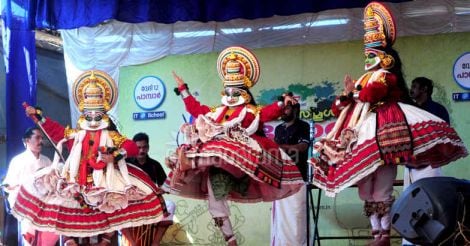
[117,32,470,245]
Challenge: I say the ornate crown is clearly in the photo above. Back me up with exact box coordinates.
[217,46,260,88]
[72,70,117,113]
[363,2,396,49]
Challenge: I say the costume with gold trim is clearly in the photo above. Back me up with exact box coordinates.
[310,4,467,244]
[310,2,468,197]
[164,46,303,203]
[11,70,166,237]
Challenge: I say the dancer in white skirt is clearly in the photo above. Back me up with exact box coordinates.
[310,2,468,245]
[14,70,167,245]
[164,46,304,245]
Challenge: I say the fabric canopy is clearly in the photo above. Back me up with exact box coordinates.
[6,0,410,30]
[0,0,410,161]
[60,0,470,124]
[4,0,470,162]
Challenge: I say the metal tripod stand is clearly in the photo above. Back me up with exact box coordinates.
[306,164,322,246]
[306,120,322,246]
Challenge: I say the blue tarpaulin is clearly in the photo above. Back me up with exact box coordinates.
[6,0,411,29]
[2,0,37,163]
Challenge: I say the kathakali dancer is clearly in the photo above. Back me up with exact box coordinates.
[310,2,468,245]
[14,70,167,244]
[164,46,304,245]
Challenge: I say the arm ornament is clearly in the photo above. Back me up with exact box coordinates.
[64,125,77,139]
[108,131,127,148]
[174,83,189,96]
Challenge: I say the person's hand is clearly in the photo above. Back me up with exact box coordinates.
[25,106,37,117]
[99,152,114,163]
[282,93,297,106]
[343,74,354,95]
[172,71,185,87]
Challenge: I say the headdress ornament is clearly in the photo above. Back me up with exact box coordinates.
[363,2,396,49]
[72,70,117,113]
[217,46,260,88]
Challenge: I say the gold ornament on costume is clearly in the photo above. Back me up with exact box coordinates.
[224,55,246,86]
[379,53,395,69]
[72,70,118,113]
[240,90,251,103]
[108,131,127,148]
[363,2,396,49]
[63,125,77,139]
[217,46,260,88]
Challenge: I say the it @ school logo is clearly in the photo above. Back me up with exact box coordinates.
[134,76,166,110]
[453,52,470,90]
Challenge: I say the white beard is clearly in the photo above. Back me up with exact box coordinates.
[79,120,109,131]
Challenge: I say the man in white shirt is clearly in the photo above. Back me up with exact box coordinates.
[3,127,59,246]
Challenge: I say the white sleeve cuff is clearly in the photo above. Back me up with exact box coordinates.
[181,89,190,98]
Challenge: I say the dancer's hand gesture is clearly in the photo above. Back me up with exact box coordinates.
[282,92,298,106]
[172,71,185,87]
[343,74,354,95]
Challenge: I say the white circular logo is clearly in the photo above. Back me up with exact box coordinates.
[453,52,470,89]
[134,76,166,110]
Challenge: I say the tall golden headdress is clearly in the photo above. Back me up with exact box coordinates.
[363,2,397,69]
[216,46,260,88]
[363,2,396,49]
[72,70,117,113]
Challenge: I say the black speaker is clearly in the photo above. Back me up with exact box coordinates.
[391,177,470,245]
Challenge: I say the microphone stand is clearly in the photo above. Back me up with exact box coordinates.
[306,120,321,246]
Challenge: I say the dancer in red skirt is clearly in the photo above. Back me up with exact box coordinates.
[165,46,304,245]
[310,2,468,245]
[16,70,167,245]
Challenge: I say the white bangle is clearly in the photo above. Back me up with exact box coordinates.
[335,99,341,106]
[181,89,190,98]
[353,92,360,99]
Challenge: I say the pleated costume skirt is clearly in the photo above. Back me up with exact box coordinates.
[164,134,304,203]
[310,102,468,197]
[11,164,167,237]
